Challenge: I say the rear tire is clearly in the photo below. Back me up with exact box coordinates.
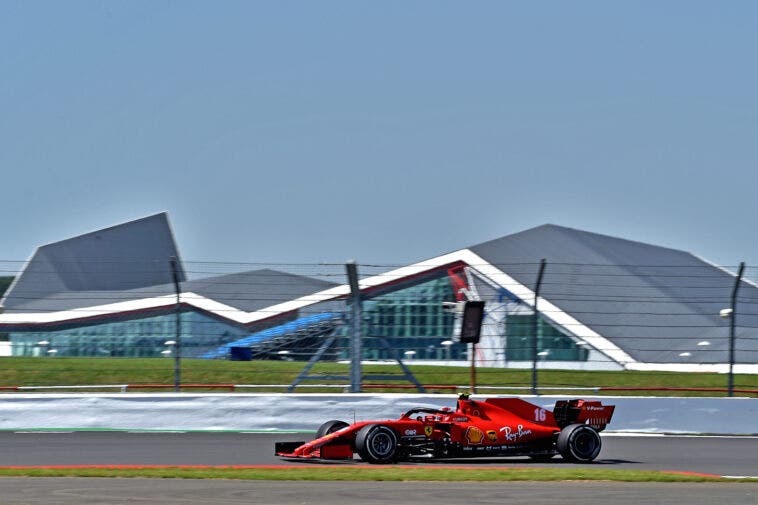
[315,420,349,439]
[557,424,601,463]
[355,424,398,464]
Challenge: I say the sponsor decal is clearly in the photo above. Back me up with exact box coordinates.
[465,426,485,445]
[404,429,417,436]
[499,424,533,442]
[463,443,531,453]
[584,405,605,411]
[424,425,433,437]
[486,430,498,442]
[452,417,468,422]
[585,418,608,426]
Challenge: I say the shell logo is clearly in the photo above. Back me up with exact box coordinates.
[465,426,484,445]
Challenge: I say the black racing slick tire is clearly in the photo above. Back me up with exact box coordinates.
[315,420,349,439]
[354,424,398,464]
[557,423,602,463]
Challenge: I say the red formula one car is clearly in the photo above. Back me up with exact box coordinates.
[275,394,615,464]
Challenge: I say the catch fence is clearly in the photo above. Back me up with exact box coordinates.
[1,258,757,395]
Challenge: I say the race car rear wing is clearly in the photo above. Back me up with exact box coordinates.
[553,399,615,431]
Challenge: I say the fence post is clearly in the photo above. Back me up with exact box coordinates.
[169,256,182,392]
[728,261,745,397]
[346,261,362,393]
[531,259,547,395]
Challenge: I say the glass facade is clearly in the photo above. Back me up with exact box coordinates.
[335,275,587,363]
[504,315,588,361]
[9,310,248,358]
[340,276,469,361]
[7,276,589,364]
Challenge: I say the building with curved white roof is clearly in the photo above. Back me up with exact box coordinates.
[1,214,755,372]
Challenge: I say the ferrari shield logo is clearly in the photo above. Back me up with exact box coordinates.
[424,425,433,437]
[486,430,498,442]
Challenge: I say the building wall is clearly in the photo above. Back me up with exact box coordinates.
[7,278,591,365]
[356,276,467,360]
[327,275,590,364]
[505,315,589,362]
[9,310,248,358]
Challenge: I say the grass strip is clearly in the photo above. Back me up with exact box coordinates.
[1,358,756,396]
[0,466,752,482]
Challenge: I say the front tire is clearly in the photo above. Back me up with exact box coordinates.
[355,424,398,463]
[315,420,349,439]
[557,424,602,463]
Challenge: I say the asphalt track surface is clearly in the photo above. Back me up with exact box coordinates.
[0,433,756,505]
[0,432,757,476]
[0,479,756,505]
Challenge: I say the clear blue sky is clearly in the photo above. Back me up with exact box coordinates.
[1,1,757,270]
